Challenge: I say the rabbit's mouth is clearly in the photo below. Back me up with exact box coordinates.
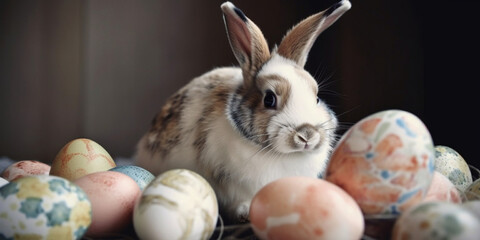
[267,122,327,154]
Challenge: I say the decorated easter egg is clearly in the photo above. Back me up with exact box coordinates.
[1,160,51,181]
[434,145,472,192]
[465,178,480,200]
[74,171,141,237]
[133,169,218,240]
[0,177,8,187]
[250,177,364,240]
[50,138,116,181]
[325,110,435,215]
[392,202,480,240]
[109,165,155,190]
[422,171,461,203]
[0,175,92,240]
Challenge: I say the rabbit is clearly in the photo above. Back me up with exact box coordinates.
[135,0,351,222]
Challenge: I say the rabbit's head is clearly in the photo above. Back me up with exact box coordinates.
[223,1,350,154]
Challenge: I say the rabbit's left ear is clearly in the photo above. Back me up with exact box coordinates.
[276,0,351,68]
[221,2,270,79]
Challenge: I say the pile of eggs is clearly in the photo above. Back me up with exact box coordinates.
[2,109,480,240]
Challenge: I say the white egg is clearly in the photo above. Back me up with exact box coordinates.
[133,169,218,240]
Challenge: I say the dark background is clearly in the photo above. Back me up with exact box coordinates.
[1,0,479,168]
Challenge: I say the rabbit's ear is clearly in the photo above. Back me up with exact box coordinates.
[276,0,351,68]
[222,2,270,78]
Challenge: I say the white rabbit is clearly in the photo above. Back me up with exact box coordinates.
[135,0,351,221]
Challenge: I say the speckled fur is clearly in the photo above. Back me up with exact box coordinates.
[135,1,351,221]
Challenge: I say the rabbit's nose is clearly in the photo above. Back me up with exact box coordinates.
[294,124,321,150]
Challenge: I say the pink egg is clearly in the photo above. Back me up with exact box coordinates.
[74,171,141,237]
[1,160,50,181]
[249,177,364,240]
[422,171,461,203]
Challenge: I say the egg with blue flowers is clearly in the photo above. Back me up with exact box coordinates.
[109,165,155,190]
[326,110,435,215]
[0,175,92,240]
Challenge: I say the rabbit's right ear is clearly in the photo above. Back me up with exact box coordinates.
[221,2,270,81]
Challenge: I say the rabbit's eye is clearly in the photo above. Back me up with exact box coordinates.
[264,90,277,109]
[316,96,320,104]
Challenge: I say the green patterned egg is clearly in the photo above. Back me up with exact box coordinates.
[0,175,92,240]
[434,145,472,192]
[392,201,480,239]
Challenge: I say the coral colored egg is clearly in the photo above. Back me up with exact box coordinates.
[325,110,435,215]
[74,171,141,237]
[249,177,364,240]
[1,160,51,181]
[422,171,461,203]
[50,138,116,181]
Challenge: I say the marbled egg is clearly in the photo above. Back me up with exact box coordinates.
[392,202,480,240]
[133,169,218,240]
[465,178,480,200]
[1,160,51,181]
[326,110,435,215]
[74,171,141,237]
[0,177,8,187]
[50,138,116,181]
[434,145,472,192]
[422,171,461,203]
[109,165,155,190]
[250,177,364,240]
[0,175,92,240]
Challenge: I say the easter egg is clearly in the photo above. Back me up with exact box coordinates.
[0,177,8,187]
[326,110,435,215]
[74,171,141,237]
[133,169,218,240]
[50,138,116,181]
[465,178,480,200]
[392,202,480,240]
[0,175,92,240]
[109,165,155,190]
[1,160,51,181]
[422,171,461,203]
[249,177,364,240]
[434,145,472,192]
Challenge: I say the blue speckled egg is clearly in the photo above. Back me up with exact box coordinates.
[434,145,472,192]
[0,175,92,240]
[109,165,155,190]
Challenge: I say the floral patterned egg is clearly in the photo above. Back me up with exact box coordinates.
[392,202,480,240]
[326,110,435,215]
[133,169,218,240]
[434,145,472,192]
[0,175,92,240]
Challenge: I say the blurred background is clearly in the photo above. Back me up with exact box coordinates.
[1,0,479,167]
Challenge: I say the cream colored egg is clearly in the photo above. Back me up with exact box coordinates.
[434,145,472,192]
[50,138,116,181]
[326,110,435,215]
[250,177,364,240]
[133,169,218,240]
[392,202,480,240]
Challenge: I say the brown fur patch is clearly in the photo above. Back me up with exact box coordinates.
[256,74,291,110]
